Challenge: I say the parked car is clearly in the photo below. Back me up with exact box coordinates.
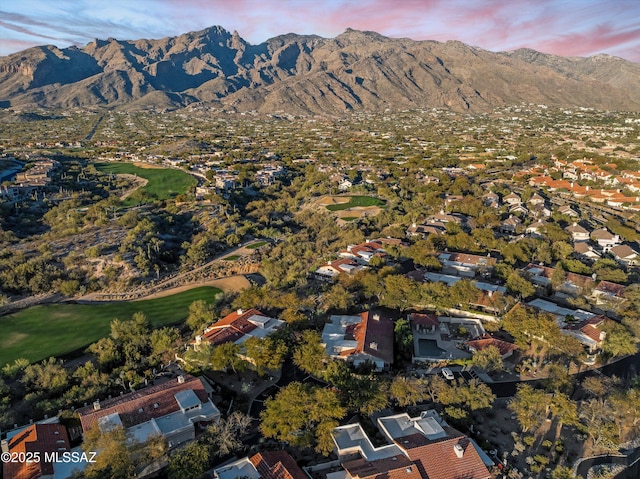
[441,368,454,380]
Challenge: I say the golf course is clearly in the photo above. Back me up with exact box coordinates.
[95,162,197,204]
[0,286,220,366]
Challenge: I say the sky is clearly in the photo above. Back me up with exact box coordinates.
[1,0,639,62]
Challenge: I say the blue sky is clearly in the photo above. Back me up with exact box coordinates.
[1,0,639,61]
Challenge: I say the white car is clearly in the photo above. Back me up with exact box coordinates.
[441,368,454,380]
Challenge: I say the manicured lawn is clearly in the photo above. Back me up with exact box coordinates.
[95,162,196,204]
[246,241,269,249]
[223,255,241,261]
[0,287,221,366]
[340,217,359,221]
[325,196,385,211]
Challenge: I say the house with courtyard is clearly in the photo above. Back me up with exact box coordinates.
[315,259,367,280]
[195,308,284,348]
[214,451,306,479]
[77,374,220,448]
[437,252,496,278]
[330,410,492,479]
[321,312,394,371]
[466,335,518,360]
[408,313,485,362]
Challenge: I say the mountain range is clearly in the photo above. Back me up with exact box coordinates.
[1,26,639,114]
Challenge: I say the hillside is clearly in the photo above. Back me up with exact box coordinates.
[1,26,639,113]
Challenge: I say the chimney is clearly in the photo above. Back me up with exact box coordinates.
[454,443,464,458]
[236,308,243,315]
[177,375,185,384]
[370,342,378,350]
[373,314,380,321]
[1,439,8,453]
[93,400,101,411]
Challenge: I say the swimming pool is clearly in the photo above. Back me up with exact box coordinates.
[417,339,446,358]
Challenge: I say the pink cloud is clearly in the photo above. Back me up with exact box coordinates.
[533,24,640,58]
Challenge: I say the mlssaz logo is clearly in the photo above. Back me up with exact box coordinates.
[44,451,98,463]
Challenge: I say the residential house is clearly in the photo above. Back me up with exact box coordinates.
[522,263,593,297]
[407,222,446,238]
[482,191,500,208]
[590,229,621,252]
[592,281,626,305]
[528,192,546,206]
[2,423,71,479]
[610,244,639,266]
[499,215,522,234]
[214,451,307,479]
[321,312,394,371]
[331,410,492,479]
[558,204,579,217]
[77,375,220,448]
[563,316,609,354]
[315,259,367,280]
[195,309,284,347]
[437,252,496,278]
[508,203,528,216]
[526,220,546,238]
[531,203,553,218]
[565,223,590,242]
[466,335,517,359]
[573,242,601,261]
[503,192,521,206]
[339,240,387,265]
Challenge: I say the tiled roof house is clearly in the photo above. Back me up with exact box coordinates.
[2,423,70,479]
[196,308,284,347]
[322,312,394,370]
[332,410,491,479]
[77,374,220,448]
[214,451,307,479]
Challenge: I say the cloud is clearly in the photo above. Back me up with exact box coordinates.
[0,0,639,61]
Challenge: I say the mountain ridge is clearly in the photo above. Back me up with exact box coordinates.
[1,26,639,113]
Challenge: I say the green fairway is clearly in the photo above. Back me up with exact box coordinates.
[325,196,385,211]
[246,241,269,249]
[0,287,221,366]
[95,162,196,204]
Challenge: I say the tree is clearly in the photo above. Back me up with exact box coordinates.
[150,327,181,363]
[508,384,548,433]
[260,383,345,455]
[21,357,69,395]
[394,318,414,364]
[320,283,354,312]
[83,426,136,479]
[244,336,288,375]
[168,440,210,479]
[506,272,535,299]
[205,412,251,456]
[390,376,424,407]
[186,300,215,333]
[551,466,576,479]
[293,330,327,376]
[211,343,246,374]
[601,322,637,357]
[471,345,503,373]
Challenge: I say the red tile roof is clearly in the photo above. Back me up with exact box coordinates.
[466,336,518,357]
[201,308,263,346]
[409,313,439,327]
[406,436,491,479]
[77,375,209,432]
[3,424,70,479]
[595,281,626,297]
[337,312,394,365]
[249,451,307,479]
[342,454,422,479]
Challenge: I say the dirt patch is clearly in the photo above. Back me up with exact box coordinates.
[316,195,351,206]
[117,174,149,200]
[1,332,28,347]
[133,162,166,169]
[336,206,383,218]
[133,275,251,300]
